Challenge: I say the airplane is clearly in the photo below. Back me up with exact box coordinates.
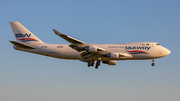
[9,22,171,69]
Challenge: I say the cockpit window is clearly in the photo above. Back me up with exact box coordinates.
[156,44,160,45]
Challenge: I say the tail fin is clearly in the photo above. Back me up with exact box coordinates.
[9,22,44,44]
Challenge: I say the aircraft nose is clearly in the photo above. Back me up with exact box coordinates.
[161,47,171,56]
[166,48,171,55]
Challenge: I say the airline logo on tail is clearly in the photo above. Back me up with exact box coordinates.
[15,33,38,42]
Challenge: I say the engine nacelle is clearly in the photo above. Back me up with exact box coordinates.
[85,46,97,52]
[102,60,116,65]
[105,53,119,58]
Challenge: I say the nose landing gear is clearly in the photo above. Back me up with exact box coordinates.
[151,58,155,66]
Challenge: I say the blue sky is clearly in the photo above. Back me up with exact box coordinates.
[0,0,180,101]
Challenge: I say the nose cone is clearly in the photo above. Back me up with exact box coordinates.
[161,47,171,56]
[166,49,171,55]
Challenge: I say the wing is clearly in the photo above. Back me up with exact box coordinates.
[52,29,85,44]
[53,29,105,52]
[53,29,132,60]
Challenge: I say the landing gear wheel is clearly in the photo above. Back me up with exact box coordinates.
[151,58,156,66]
[91,60,95,67]
[95,59,101,69]
[95,63,99,69]
[95,65,98,69]
[151,63,155,66]
[88,61,91,67]
[87,60,95,67]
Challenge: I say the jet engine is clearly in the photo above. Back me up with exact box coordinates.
[84,46,97,52]
[102,60,116,65]
[104,53,119,58]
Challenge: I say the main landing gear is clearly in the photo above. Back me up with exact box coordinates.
[95,59,101,69]
[88,60,95,67]
[87,58,101,69]
[151,58,155,66]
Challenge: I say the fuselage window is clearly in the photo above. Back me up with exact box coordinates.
[41,46,47,48]
[57,46,63,48]
[146,44,149,45]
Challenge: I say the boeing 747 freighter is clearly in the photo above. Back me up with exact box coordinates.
[9,22,171,69]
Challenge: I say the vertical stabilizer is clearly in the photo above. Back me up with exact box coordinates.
[10,22,44,44]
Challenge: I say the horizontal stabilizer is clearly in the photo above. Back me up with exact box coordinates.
[9,41,36,49]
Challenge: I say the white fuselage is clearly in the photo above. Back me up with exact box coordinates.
[9,22,171,68]
[14,42,171,61]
